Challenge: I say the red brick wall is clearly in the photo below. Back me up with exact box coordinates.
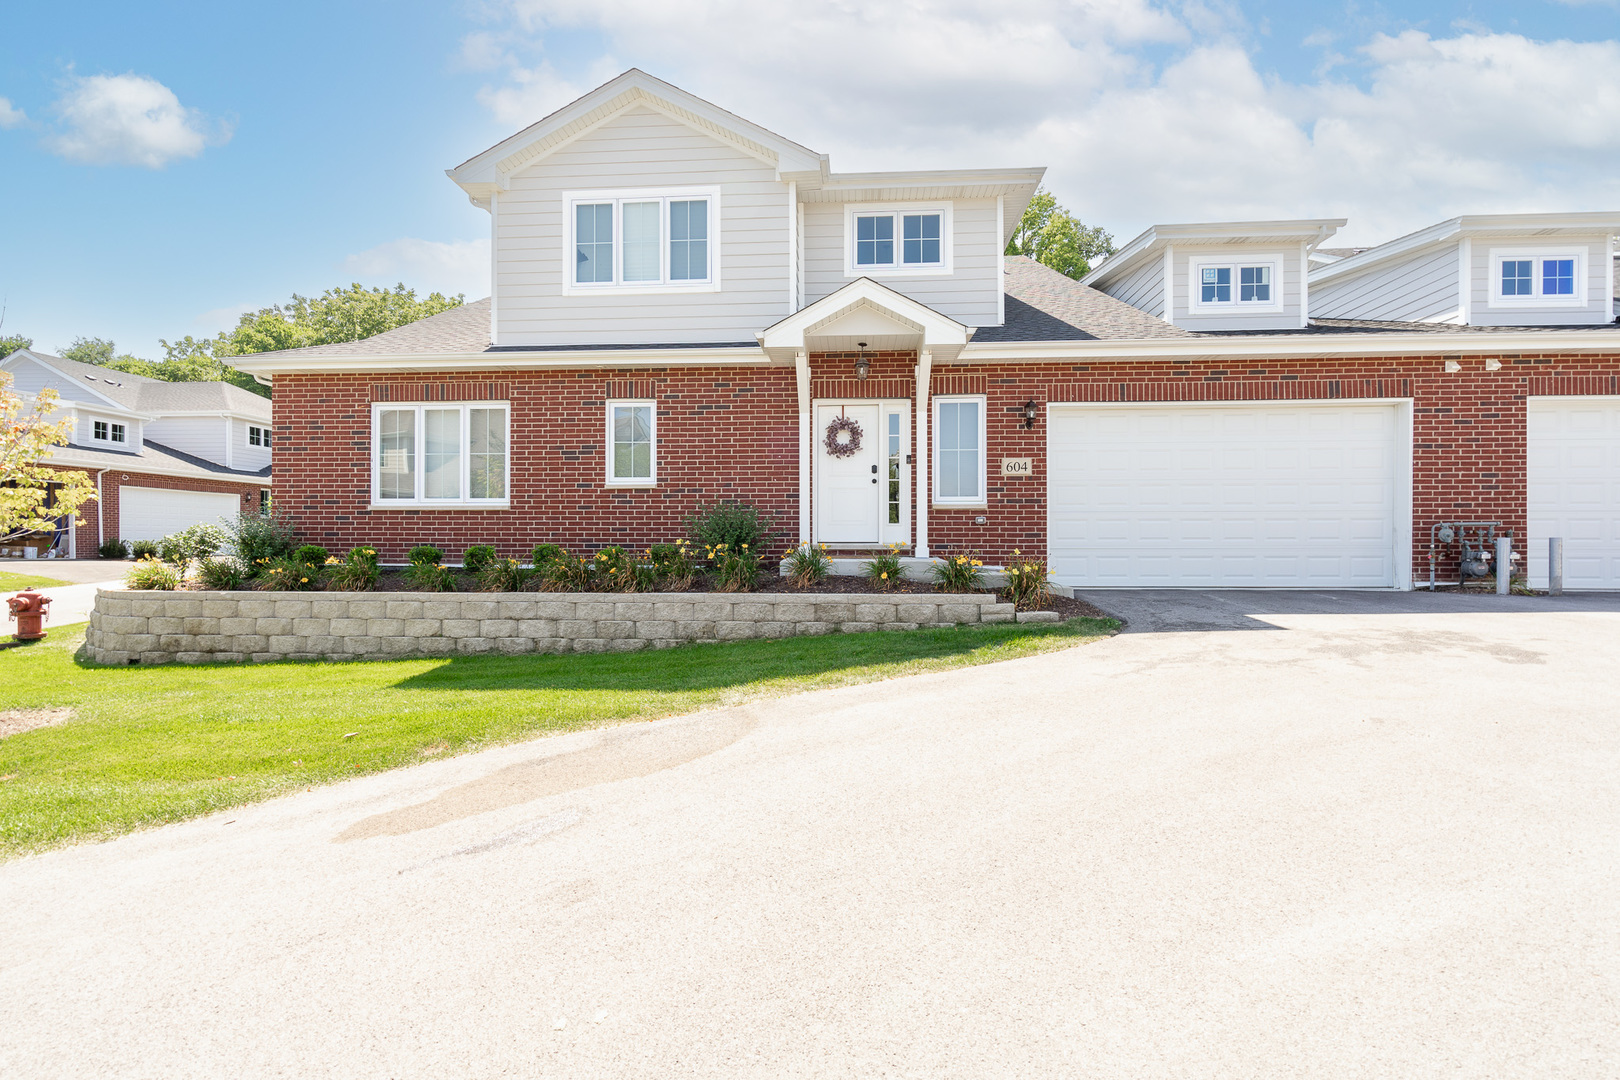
[50,467,264,558]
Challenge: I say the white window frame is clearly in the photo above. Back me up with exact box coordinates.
[1187,253,1285,314]
[604,400,657,487]
[932,394,987,507]
[89,418,126,445]
[248,425,271,447]
[843,202,953,277]
[562,187,721,296]
[1487,246,1588,309]
[369,400,510,508]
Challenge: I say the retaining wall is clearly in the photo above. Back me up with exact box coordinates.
[84,589,1033,665]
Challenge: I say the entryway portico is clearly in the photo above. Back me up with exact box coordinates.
[759,278,972,556]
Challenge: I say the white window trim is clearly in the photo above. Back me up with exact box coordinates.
[248,425,271,447]
[1187,253,1286,314]
[604,400,658,488]
[932,393,987,507]
[843,202,954,277]
[369,400,511,509]
[1487,246,1588,309]
[562,186,722,296]
[89,418,127,445]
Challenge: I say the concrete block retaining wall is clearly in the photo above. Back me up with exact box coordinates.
[84,590,1022,665]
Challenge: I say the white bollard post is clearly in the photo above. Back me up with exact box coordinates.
[1549,537,1564,596]
[1496,536,1511,595]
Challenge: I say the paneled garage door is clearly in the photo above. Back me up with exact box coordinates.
[1527,397,1620,590]
[1048,402,1400,588]
[118,487,240,542]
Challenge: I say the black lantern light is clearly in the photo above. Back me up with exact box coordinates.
[854,342,870,381]
[1022,399,1038,429]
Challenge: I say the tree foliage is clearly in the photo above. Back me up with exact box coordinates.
[0,371,96,542]
[0,335,32,360]
[1005,188,1116,280]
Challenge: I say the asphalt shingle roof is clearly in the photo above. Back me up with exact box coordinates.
[52,439,270,481]
[974,256,1187,342]
[26,351,270,417]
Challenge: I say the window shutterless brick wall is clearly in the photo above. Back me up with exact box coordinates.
[272,351,1620,573]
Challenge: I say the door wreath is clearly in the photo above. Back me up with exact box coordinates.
[824,415,863,458]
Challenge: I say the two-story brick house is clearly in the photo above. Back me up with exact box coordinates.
[2,348,272,556]
[237,69,1620,592]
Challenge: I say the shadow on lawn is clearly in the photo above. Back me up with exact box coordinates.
[388,619,1113,695]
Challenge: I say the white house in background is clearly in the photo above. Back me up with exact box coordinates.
[1,349,272,556]
[1308,212,1620,327]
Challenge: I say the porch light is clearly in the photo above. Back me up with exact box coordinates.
[854,342,870,381]
[1022,399,1038,429]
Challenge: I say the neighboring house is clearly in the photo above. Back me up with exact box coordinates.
[235,69,1620,592]
[1,349,272,556]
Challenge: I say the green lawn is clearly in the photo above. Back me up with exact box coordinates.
[0,617,1115,859]
[0,570,72,591]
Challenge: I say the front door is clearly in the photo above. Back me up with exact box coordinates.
[815,403,882,544]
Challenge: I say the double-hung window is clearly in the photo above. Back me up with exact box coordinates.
[606,401,656,486]
[933,395,985,505]
[847,205,949,274]
[248,425,271,447]
[567,189,717,292]
[1190,256,1282,312]
[372,402,509,506]
[1490,249,1585,307]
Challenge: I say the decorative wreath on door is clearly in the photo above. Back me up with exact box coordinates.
[824,415,864,458]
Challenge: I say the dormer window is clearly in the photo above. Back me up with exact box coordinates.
[91,420,126,444]
[1491,249,1584,306]
[564,189,718,294]
[248,425,271,447]
[1188,255,1284,313]
[845,205,951,275]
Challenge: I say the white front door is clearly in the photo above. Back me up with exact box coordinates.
[815,403,882,544]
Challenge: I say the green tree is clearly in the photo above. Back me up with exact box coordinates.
[0,334,32,359]
[0,372,97,541]
[1005,188,1116,279]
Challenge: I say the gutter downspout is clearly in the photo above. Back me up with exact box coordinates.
[94,467,109,552]
[795,350,810,547]
[915,349,932,559]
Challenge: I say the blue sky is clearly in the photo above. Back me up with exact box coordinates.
[3,0,1619,359]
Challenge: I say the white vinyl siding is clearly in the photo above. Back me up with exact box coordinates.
[1310,243,1461,324]
[1527,397,1620,589]
[494,105,789,345]
[143,416,226,461]
[1470,239,1609,326]
[1102,257,1167,318]
[1171,246,1302,331]
[802,198,1001,326]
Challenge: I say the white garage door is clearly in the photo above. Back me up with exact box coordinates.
[1528,397,1620,590]
[119,487,240,542]
[1048,402,1400,588]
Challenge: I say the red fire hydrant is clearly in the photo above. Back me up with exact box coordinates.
[8,589,51,642]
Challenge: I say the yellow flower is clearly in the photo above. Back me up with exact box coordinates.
[971,560,982,567]
[1013,549,1021,556]
[325,556,339,565]
[880,572,888,579]
[299,577,309,583]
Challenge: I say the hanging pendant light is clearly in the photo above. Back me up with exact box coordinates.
[854,342,870,381]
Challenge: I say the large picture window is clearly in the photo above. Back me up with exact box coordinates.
[373,402,508,506]
[606,401,656,486]
[567,189,717,292]
[933,395,985,505]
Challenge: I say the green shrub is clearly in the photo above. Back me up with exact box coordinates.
[709,542,763,592]
[863,544,905,591]
[130,539,160,560]
[125,557,180,591]
[1002,550,1050,610]
[649,541,698,590]
[685,501,778,556]
[256,555,319,591]
[291,544,329,570]
[541,552,593,592]
[226,511,299,566]
[98,538,130,559]
[196,559,247,591]
[158,523,229,577]
[408,545,443,567]
[785,543,832,588]
[530,542,563,570]
[593,546,637,592]
[479,557,532,592]
[405,560,457,592]
[327,547,380,591]
[931,551,986,593]
[462,544,498,573]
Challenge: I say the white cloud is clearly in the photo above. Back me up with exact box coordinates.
[47,73,228,168]
[461,2,1620,247]
[0,97,25,129]
[341,237,492,299]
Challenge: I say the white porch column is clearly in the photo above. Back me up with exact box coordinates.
[914,348,932,558]
[796,350,810,547]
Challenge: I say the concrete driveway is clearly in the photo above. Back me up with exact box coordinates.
[2,593,1618,1078]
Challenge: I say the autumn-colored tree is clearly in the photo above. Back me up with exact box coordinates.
[1005,188,1116,279]
[0,372,96,542]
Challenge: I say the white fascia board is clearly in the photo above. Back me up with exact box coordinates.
[1454,211,1620,233]
[1312,213,1620,287]
[758,277,969,350]
[151,408,272,424]
[57,398,155,422]
[1085,219,1347,289]
[230,347,772,375]
[959,329,1620,362]
[41,448,265,483]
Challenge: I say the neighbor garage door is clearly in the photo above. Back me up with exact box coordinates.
[1048,402,1400,588]
[1527,397,1620,590]
[118,487,240,542]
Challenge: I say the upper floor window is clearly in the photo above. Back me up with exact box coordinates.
[565,189,718,293]
[91,420,126,444]
[1188,255,1283,313]
[1491,249,1584,306]
[845,205,951,276]
[372,401,508,506]
[248,425,271,447]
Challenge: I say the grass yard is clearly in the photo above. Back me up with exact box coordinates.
[0,570,71,591]
[0,616,1115,859]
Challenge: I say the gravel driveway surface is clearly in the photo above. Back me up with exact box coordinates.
[1,595,1617,1078]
